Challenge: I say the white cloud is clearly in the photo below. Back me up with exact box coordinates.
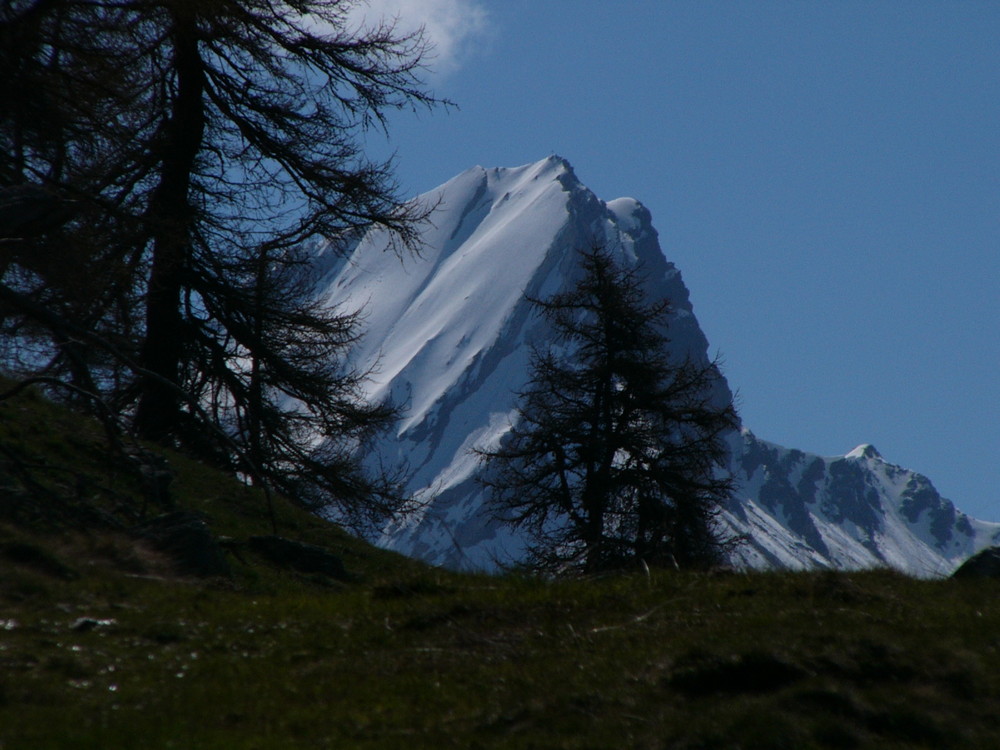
[348,0,490,76]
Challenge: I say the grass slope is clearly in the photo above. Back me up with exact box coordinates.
[1,385,999,749]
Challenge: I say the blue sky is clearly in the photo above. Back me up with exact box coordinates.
[361,1,1000,522]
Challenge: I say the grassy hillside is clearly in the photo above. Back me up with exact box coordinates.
[1,385,1000,749]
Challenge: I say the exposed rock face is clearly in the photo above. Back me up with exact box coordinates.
[310,156,1000,576]
[724,433,996,575]
[247,536,349,580]
[132,511,230,578]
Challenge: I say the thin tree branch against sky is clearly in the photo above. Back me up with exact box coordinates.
[362,1,1000,523]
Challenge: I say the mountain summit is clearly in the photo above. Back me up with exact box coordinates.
[311,156,999,575]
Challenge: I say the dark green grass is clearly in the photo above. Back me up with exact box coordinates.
[4,563,1000,749]
[1,384,999,748]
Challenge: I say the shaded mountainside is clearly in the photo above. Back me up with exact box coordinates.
[312,156,1000,575]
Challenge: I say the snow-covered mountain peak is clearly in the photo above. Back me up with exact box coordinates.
[846,444,882,461]
[311,158,999,575]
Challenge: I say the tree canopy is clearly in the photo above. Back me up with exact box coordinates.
[0,0,442,528]
[479,246,739,574]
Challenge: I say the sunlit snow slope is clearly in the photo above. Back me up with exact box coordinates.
[311,156,1000,575]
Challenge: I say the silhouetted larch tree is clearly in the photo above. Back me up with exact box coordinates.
[479,246,739,574]
[0,0,442,527]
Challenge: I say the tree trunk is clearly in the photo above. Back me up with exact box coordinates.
[134,11,205,442]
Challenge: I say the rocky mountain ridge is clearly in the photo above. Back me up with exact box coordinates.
[311,156,999,575]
